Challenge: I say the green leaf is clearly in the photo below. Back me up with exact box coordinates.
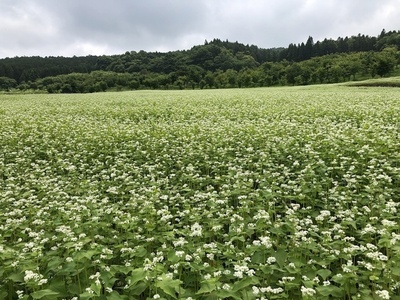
[196,280,217,295]
[129,268,146,286]
[316,285,343,297]
[45,257,63,272]
[251,250,266,264]
[392,267,400,276]
[31,289,60,299]
[359,289,374,300]
[331,274,346,284]
[8,272,24,282]
[167,251,180,263]
[74,250,99,261]
[79,291,96,300]
[275,249,287,268]
[110,265,131,275]
[346,221,357,230]
[107,291,129,300]
[317,269,332,280]
[135,246,147,257]
[233,276,259,292]
[216,289,242,300]
[230,235,245,242]
[155,276,183,299]
[0,290,8,300]
[47,278,68,295]
[129,281,147,296]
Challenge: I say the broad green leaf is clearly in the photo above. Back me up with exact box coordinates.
[107,291,129,300]
[316,285,343,297]
[155,276,183,299]
[317,269,332,280]
[8,272,24,283]
[129,281,147,296]
[31,289,60,299]
[129,268,146,286]
[251,250,266,264]
[216,289,242,300]
[79,291,96,300]
[331,274,346,284]
[275,249,287,268]
[167,250,180,263]
[135,246,147,257]
[0,290,8,299]
[74,250,99,261]
[110,265,131,275]
[233,276,259,292]
[196,281,217,295]
[359,289,374,300]
[45,257,63,272]
[392,267,400,276]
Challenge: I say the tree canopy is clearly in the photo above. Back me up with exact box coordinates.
[1,29,399,92]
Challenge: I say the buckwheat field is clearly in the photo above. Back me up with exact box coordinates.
[1,85,399,300]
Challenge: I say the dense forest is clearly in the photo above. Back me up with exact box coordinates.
[0,29,399,92]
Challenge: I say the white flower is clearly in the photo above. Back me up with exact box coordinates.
[259,236,272,248]
[16,290,24,299]
[252,286,260,295]
[375,290,390,299]
[264,286,284,294]
[382,219,396,227]
[190,222,203,237]
[24,270,44,283]
[301,286,316,296]
[175,251,185,257]
[213,271,222,277]
[267,256,276,264]
[173,237,188,247]
[316,210,331,221]
[233,271,243,278]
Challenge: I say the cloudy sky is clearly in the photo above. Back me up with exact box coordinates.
[1,0,399,58]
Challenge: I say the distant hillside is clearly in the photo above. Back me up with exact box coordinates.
[0,29,399,92]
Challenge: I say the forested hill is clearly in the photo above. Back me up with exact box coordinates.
[1,29,399,92]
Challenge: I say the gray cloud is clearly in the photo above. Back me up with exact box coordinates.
[1,0,399,58]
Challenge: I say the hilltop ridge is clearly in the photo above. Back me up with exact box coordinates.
[0,29,399,92]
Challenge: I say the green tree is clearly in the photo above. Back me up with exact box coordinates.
[286,63,303,85]
[0,77,17,90]
[375,47,397,77]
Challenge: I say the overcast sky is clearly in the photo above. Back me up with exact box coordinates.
[1,0,399,58]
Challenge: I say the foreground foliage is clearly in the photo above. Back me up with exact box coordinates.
[0,86,400,299]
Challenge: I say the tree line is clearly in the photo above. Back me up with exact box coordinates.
[0,29,399,92]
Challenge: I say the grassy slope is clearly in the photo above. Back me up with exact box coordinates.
[346,76,400,87]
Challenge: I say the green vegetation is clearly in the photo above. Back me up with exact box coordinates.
[0,30,399,92]
[347,76,400,87]
[1,85,400,299]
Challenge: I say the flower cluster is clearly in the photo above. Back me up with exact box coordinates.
[0,86,399,299]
